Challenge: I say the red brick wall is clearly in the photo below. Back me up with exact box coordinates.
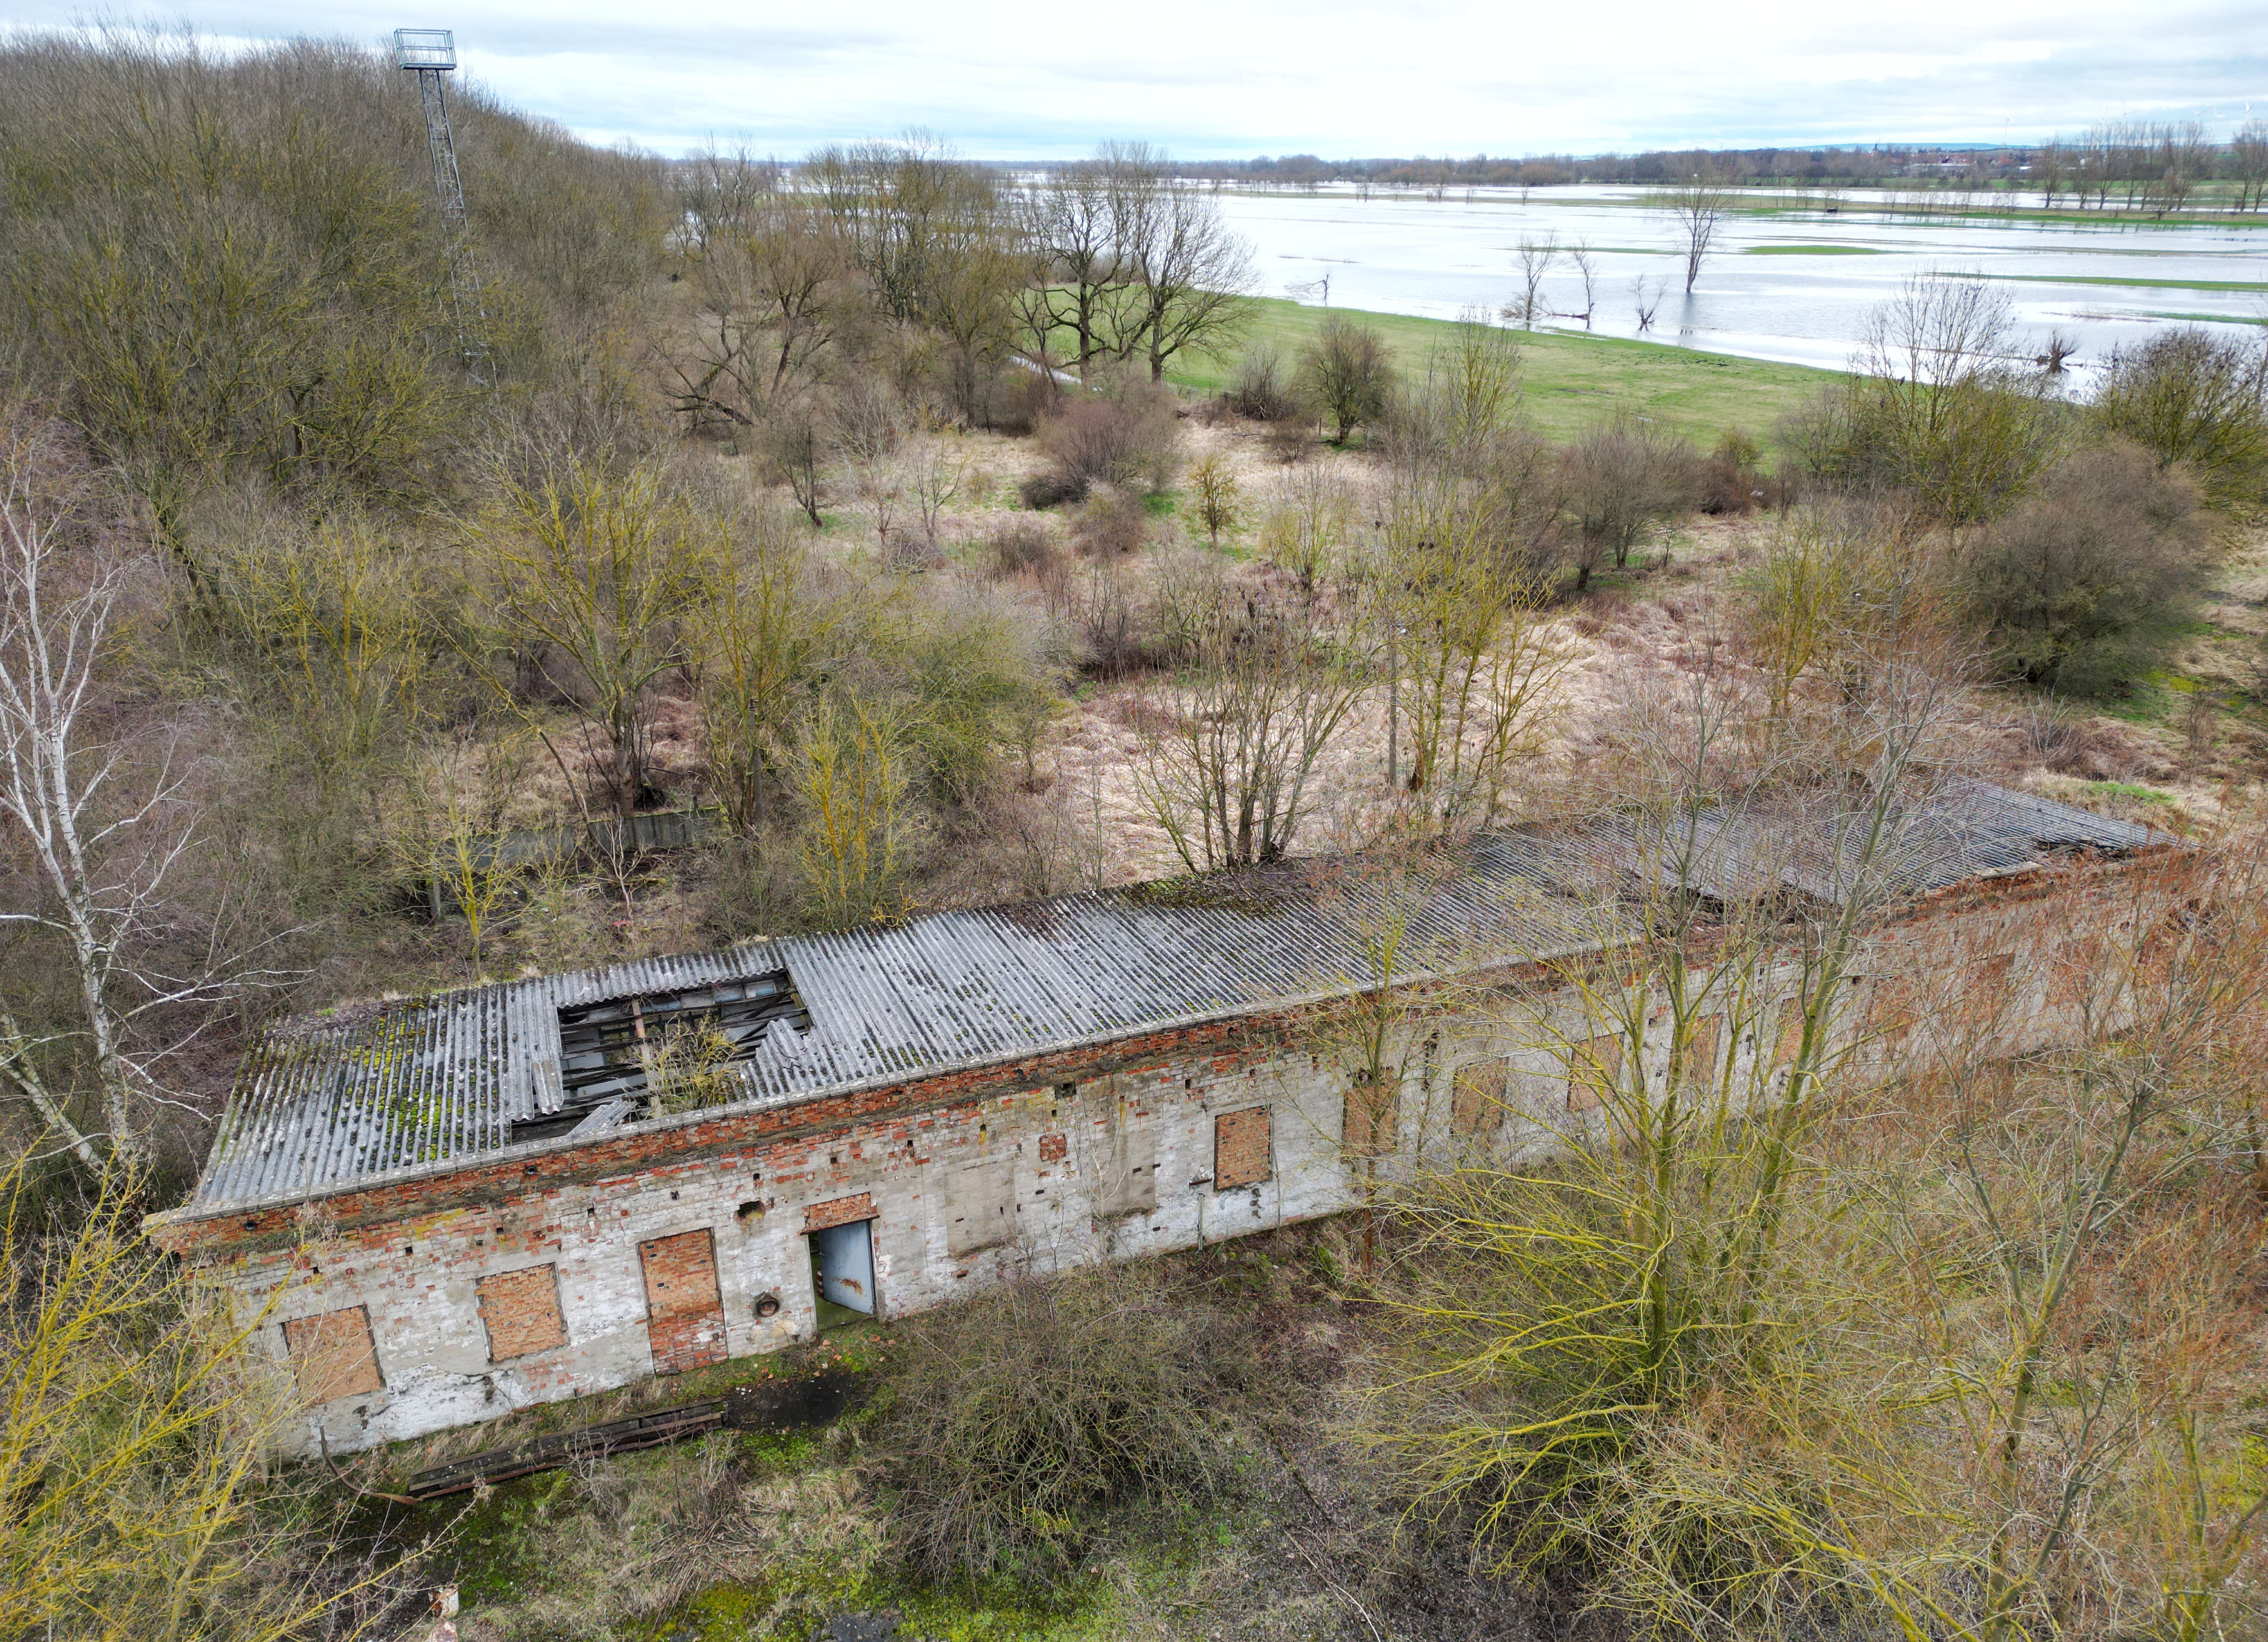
[638,1230,724,1375]
[1569,1034,1622,1112]
[284,1306,381,1405]
[802,1192,873,1232]
[475,1265,566,1362]
[1213,1107,1272,1189]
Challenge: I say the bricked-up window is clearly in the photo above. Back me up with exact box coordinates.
[1343,1072,1398,1158]
[1772,1000,1816,1069]
[1963,952,2015,1023]
[639,1229,726,1375]
[1568,1034,1622,1113]
[1452,1061,1508,1137]
[946,1160,1013,1256]
[524,971,812,1141]
[476,1265,568,1362]
[1868,971,1924,1041]
[1214,1106,1271,1190]
[284,1305,382,1406]
[1097,1120,1158,1218]
[1681,1014,1723,1084]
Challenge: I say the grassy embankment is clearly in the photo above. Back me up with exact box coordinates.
[1162,294,1844,446]
[1717,190,2266,228]
[1977,273,2268,293]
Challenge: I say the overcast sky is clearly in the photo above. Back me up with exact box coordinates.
[12,1,2264,158]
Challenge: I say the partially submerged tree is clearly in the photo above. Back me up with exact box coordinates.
[1658,168,1732,294]
[1507,234,1559,327]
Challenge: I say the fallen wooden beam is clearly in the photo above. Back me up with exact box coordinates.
[399,1366,871,1501]
[404,1400,726,1500]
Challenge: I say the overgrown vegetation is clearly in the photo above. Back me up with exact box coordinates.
[876,1263,1250,1583]
[0,1155,424,1639]
[7,22,2268,1642]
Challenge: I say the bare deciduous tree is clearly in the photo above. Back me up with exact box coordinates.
[1187,452,1240,547]
[1136,586,1366,870]
[1562,412,1694,589]
[667,151,861,438]
[472,460,719,816]
[1380,470,1568,827]
[1841,272,2056,523]
[1659,170,1732,293]
[1565,240,1599,325]
[1630,275,1667,331]
[1119,170,1255,383]
[1506,233,1559,327]
[689,505,847,837]
[1298,316,1393,444]
[0,1153,410,1638]
[796,699,914,927]
[907,430,970,548]
[1017,154,1130,383]
[1258,464,1357,591]
[0,423,266,1162]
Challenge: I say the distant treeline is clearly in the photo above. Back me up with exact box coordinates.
[1176,120,2268,213]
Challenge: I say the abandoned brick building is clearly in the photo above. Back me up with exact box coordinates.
[144,781,2177,1456]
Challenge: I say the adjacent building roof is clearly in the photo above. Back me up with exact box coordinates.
[183,780,2164,1216]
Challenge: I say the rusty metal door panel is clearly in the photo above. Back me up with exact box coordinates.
[811,1220,875,1315]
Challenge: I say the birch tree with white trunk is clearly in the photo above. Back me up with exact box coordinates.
[0,422,256,1161]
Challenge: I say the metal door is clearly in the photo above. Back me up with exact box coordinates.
[810,1219,875,1315]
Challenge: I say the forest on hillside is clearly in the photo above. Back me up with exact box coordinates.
[7,26,2268,1642]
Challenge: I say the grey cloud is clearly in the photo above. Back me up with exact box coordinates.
[8,2,2264,158]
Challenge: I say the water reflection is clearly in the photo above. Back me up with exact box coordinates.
[1213,184,2268,388]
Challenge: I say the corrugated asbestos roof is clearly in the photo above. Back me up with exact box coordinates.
[186,781,2164,1215]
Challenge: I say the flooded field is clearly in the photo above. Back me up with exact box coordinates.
[1213,185,2268,385]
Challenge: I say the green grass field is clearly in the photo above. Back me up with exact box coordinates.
[1743,244,1887,255]
[1981,272,2268,294]
[2143,309,2268,327]
[1161,296,1846,446]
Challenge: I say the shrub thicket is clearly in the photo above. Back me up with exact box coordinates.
[1222,345,1303,422]
[1560,413,1695,589]
[1959,439,2210,694]
[1028,383,1183,505]
[2093,326,2268,515]
[875,1263,1248,1581]
[1787,275,2059,524]
[1298,316,1393,443]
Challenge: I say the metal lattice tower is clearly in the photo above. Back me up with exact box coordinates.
[394,29,493,385]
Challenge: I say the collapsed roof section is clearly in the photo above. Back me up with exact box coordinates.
[187,780,2164,1216]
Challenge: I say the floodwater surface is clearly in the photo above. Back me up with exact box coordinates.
[1212,185,2268,385]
